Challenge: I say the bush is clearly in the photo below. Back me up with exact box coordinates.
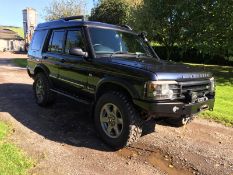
[153,46,233,66]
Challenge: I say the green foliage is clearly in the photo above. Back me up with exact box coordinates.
[44,0,85,21]
[0,122,33,175]
[89,0,130,25]
[185,64,233,126]
[0,143,33,175]
[0,122,9,140]
[134,1,183,45]
[201,85,233,126]
[12,59,27,68]
[132,0,233,59]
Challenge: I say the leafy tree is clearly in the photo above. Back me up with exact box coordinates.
[44,0,86,21]
[89,0,130,25]
[190,1,233,56]
[133,0,233,59]
[133,0,195,58]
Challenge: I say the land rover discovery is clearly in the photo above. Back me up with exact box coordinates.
[27,16,215,148]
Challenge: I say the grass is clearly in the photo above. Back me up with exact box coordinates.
[13,58,27,68]
[0,26,24,38]
[185,63,233,126]
[0,121,33,175]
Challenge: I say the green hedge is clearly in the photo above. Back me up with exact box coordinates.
[153,46,233,66]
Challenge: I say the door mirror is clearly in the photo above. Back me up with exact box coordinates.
[69,47,88,57]
[139,31,148,42]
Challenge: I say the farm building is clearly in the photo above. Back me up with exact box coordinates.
[0,29,24,52]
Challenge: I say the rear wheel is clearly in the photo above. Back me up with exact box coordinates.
[94,91,142,149]
[33,73,55,106]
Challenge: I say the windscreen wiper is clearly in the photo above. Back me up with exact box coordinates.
[110,51,129,58]
[135,52,148,57]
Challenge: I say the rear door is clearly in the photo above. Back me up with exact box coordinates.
[42,29,65,88]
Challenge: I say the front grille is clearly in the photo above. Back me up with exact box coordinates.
[179,80,211,98]
[169,80,211,100]
[169,84,181,98]
[182,84,210,93]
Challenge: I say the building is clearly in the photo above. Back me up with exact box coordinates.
[22,8,37,45]
[0,29,24,52]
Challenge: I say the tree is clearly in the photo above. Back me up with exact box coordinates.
[133,0,195,58]
[44,0,86,21]
[133,0,233,59]
[89,0,130,25]
[189,1,233,56]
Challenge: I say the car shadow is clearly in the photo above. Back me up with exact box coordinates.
[0,83,114,151]
[0,59,12,65]
[0,83,163,152]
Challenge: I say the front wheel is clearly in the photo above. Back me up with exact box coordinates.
[94,91,142,149]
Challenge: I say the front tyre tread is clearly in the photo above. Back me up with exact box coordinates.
[94,91,142,149]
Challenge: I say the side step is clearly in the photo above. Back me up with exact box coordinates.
[50,89,92,105]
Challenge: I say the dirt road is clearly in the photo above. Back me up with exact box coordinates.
[0,53,232,175]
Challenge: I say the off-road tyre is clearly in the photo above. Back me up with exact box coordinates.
[33,73,56,106]
[94,91,142,149]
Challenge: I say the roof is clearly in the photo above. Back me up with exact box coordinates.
[36,19,133,32]
[0,29,24,40]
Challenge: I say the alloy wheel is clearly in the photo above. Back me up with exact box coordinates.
[100,103,123,138]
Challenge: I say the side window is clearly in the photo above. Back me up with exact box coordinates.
[48,30,65,53]
[30,30,47,51]
[65,30,84,54]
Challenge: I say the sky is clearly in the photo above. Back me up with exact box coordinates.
[0,0,95,27]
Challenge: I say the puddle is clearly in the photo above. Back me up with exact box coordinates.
[148,152,193,175]
[117,146,194,175]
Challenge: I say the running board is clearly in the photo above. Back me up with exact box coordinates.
[50,89,92,105]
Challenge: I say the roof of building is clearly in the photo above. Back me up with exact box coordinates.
[0,29,24,40]
[36,16,133,32]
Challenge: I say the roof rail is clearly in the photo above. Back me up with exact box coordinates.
[61,15,84,21]
[121,25,133,30]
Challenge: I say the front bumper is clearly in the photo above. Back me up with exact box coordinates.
[133,98,215,118]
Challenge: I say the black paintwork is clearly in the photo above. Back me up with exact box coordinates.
[27,18,215,118]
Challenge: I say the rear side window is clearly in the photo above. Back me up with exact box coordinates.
[30,30,47,51]
[65,30,84,54]
[48,30,65,53]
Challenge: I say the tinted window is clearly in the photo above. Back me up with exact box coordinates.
[65,30,84,54]
[48,31,65,53]
[30,30,47,51]
[89,28,152,56]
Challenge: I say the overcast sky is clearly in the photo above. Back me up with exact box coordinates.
[0,0,95,27]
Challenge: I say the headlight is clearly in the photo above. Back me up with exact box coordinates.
[210,77,215,92]
[145,81,178,100]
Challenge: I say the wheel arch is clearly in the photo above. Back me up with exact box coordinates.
[34,64,50,78]
[95,78,140,101]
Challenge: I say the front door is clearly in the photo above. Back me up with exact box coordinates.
[58,28,88,96]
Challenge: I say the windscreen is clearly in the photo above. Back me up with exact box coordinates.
[89,27,153,57]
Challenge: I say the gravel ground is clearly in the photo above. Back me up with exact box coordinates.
[0,53,232,175]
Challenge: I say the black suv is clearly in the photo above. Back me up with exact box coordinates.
[27,16,215,148]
